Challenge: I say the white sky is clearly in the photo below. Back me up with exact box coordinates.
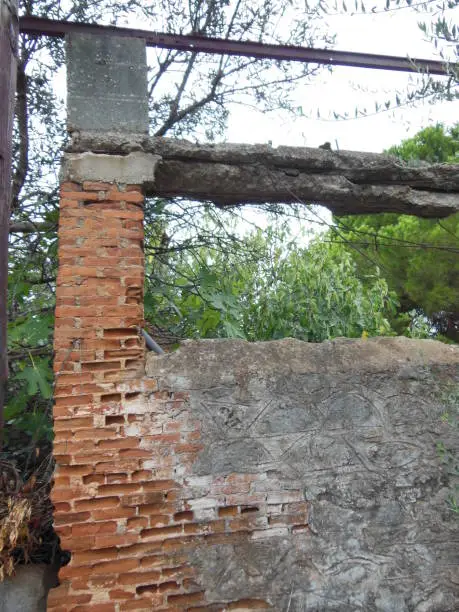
[54,2,458,152]
[52,2,458,237]
[226,4,459,152]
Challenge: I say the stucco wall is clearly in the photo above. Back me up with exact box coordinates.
[143,337,459,611]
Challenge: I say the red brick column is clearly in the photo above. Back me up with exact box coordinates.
[48,180,294,611]
[49,181,156,611]
[48,180,213,611]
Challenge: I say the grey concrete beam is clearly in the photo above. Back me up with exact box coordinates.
[66,135,459,218]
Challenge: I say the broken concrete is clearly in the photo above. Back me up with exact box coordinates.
[68,135,459,217]
[63,34,459,218]
[146,337,459,611]
[0,564,58,612]
[60,151,160,185]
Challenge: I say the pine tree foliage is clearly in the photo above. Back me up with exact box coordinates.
[338,124,459,341]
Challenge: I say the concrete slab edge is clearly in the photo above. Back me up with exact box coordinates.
[60,151,160,185]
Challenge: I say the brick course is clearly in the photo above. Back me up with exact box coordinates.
[50,181,307,611]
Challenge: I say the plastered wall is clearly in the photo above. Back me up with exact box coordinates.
[49,209,459,612]
[142,338,459,611]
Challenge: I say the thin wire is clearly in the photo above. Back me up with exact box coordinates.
[252,148,459,254]
[270,208,459,253]
[258,155,397,276]
[333,216,459,253]
[260,159,457,299]
[437,219,459,239]
[319,238,459,251]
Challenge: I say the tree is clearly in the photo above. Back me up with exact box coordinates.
[144,215,396,344]
[336,123,459,341]
[5,0,334,456]
[416,0,458,104]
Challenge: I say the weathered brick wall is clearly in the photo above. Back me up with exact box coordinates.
[49,193,459,612]
[48,181,311,611]
[49,180,157,611]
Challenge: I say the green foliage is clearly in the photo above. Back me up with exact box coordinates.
[240,235,396,342]
[5,225,55,453]
[5,311,54,452]
[144,219,397,344]
[337,124,459,342]
[15,357,52,402]
[387,124,459,164]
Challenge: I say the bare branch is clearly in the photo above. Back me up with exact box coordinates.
[9,221,56,234]
[11,62,29,213]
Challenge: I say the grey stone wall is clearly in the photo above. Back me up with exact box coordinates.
[0,564,57,612]
[146,337,459,611]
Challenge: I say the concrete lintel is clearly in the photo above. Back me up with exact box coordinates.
[64,134,459,218]
[60,151,160,185]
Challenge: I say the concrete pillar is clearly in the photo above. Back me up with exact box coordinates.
[66,33,149,138]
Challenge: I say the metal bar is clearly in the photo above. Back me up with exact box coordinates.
[141,329,165,355]
[0,0,19,440]
[19,15,454,76]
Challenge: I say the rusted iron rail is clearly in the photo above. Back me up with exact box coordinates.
[0,0,19,435]
[19,15,454,76]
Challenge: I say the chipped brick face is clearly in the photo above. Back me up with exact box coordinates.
[49,181,159,611]
[50,182,287,611]
[49,181,459,611]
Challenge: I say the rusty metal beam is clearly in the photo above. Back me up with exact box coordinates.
[0,0,19,438]
[19,15,454,76]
